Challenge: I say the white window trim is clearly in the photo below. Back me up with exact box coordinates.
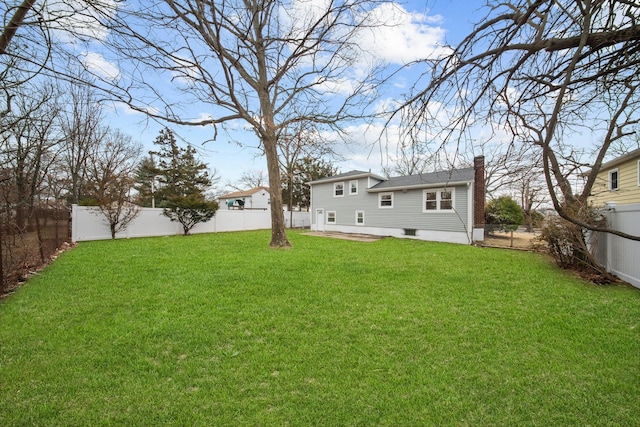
[637,160,640,186]
[378,192,394,209]
[609,168,619,191]
[326,211,336,223]
[349,180,358,195]
[355,210,365,225]
[333,182,344,197]
[423,188,455,212]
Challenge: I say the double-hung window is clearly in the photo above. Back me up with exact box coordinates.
[355,210,365,225]
[609,169,619,191]
[423,189,454,212]
[334,182,344,197]
[327,211,336,223]
[379,192,393,208]
[349,180,358,195]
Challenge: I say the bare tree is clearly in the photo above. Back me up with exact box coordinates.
[226,169,269,192]
[0,83,61,230]
[59,79,108,205]
[399,0,640,272]
[278,120,337,224]
[84,128,142,239]
[95,0,386,247]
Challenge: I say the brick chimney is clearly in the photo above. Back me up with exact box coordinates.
[473,156,485,241]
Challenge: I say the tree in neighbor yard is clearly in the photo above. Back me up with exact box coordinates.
[225,170,269,193]
[282,155,338,213]
[399,0,640,275]
[149,128,219,236]
[278,119,338,222]
[83,129,142,239]
[91,0,388,248]
[485,196,524,233]
[132,156,159,208]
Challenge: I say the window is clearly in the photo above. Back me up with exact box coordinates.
[379,192,393,208]
[423,189,455,211]
[609,169,619,191]
[440,191,453,210]
[355,210,365,225]
[327,211,336,223]
[334,182,344,197]
[637,160,640,186]
[349,180,358,195]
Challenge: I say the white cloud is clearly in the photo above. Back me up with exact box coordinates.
[170,55,201,86]
[44,0,118,43]
[355,3,450,65]
[80,52,120,80]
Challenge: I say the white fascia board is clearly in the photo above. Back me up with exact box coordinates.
[366,180,472,193]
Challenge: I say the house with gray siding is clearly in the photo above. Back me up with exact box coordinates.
[308,156,485,244]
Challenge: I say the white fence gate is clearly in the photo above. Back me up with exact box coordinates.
[591,203,640,289]
[72,205,310,242]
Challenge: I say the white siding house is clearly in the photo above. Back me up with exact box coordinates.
[309,157,486,244]
[219,186,271,210]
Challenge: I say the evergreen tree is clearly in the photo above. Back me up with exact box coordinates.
[485,196,524,233]
[149,128,218,235]
[133,155,160,207]
[281,156,338,212]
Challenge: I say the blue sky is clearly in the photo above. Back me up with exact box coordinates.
[99,0,489,189]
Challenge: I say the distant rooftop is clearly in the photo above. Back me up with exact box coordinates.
[219,186,270,199]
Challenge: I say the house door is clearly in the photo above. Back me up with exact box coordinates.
[316,209,325,231]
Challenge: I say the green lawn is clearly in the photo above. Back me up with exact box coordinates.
[1,230,638,426]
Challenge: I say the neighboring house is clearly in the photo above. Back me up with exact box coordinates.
[308,156,485,244]
[219,186,271,210]
[589,148,640,207]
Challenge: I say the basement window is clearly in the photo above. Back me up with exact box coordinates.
[404,228,417,236]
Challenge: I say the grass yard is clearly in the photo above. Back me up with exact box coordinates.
[0,230,638,426]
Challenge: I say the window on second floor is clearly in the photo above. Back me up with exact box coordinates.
[609,169,619,191]
[349,180,358,195]
[334,182,344,197]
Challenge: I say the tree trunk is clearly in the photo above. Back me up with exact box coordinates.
[263,134,290,248]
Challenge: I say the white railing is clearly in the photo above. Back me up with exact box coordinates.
[72,205,310,242]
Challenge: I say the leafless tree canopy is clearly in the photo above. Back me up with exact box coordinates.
[400,0,639,241]
[90,0,387,247]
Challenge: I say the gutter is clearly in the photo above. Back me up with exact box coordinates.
[366,180,472,193]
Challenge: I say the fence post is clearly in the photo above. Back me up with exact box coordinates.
[604,202,616,274]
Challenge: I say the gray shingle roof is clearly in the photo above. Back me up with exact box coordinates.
[308,170,385,185]
[369,167,475,191]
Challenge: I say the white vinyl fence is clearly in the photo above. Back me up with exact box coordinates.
[590,203,640,289]
[72,205,310,242]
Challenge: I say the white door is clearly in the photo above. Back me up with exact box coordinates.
[316,209,325,231]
